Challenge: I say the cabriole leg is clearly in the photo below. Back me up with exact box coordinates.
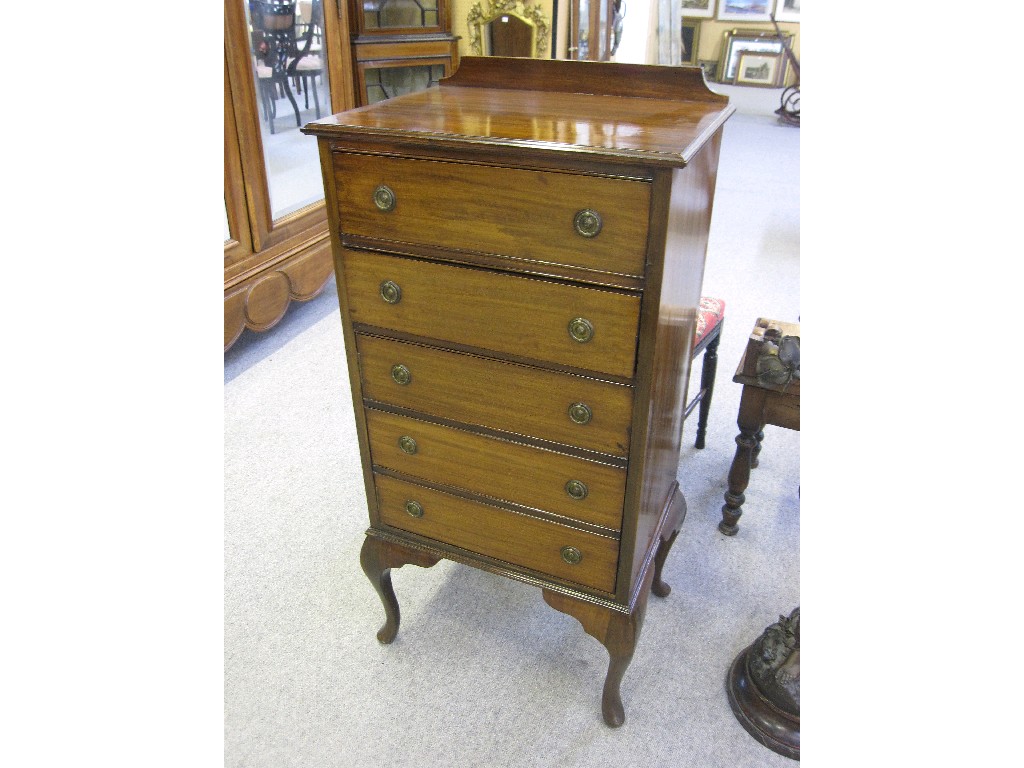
[359,535,441,644]
[652,488,688,597]
[542,565,655,727]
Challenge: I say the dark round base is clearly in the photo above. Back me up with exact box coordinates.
[726,644,799,760]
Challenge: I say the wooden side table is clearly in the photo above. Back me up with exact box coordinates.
[720,319,800,536]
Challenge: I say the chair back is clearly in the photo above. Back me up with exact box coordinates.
[289,0,323,71]
[252,1,297,75]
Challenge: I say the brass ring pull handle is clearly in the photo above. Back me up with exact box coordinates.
[405,500,424,518]
[568,402,592,425]
[391,364,412,385]
[379,280,402,304]
[568,317,594,343]
[373,185,396,212]
[565,480,589,500]
[398,435,418,454]
[573,209,602,238]
[560,546,583,565]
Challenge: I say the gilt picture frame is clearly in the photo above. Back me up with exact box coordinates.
[735,51,781,86]
[682,0,715,19]
[717,0,772,23]
[681,20,702,66]
[717,28,792,83]
[773,0,800,23]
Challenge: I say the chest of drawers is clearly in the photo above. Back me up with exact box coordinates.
[303,56,733,727]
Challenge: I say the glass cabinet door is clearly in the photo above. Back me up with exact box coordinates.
[242,0,333,221]
[361,62,446,105]
[569,0,616,61]
[359,0,443,33]
[224,0,354,350]
[224,53,253,264]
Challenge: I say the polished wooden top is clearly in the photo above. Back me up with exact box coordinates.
[302,57,734,168]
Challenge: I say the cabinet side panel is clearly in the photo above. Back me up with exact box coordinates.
[627,132,724,590]
[318,138,382,527]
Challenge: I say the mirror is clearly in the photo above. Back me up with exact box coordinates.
[467,0,549,58]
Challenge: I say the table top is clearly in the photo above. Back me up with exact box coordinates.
[733,318,800,396]
[302,56,735,169]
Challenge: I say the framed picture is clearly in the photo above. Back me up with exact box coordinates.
[774,0,800,23]
[681,20,702,66]
[716,0,773,23]
[682,0,715,19]
[717,29,792,83]
[735,51,781,86]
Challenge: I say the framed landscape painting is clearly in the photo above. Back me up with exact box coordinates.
[717,0,772,23]
[717,29,792,82]
[735,52,781,86]
[681,20,702,65]
[774,0,800,23]
[682,0,715,19]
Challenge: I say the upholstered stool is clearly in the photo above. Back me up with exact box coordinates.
[684,296,725,449]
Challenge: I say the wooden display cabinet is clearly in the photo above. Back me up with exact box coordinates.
[347,0,459,106]
[223,0,356,350]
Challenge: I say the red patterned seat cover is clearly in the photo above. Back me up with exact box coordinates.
[695,296,725,344]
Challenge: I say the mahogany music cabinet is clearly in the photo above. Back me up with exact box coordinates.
[302,57,733,726]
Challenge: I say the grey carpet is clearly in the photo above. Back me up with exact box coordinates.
[225,102,800,767]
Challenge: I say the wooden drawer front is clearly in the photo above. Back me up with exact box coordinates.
[376,474,619,593]
[344,251,641,379]
[366,409,626,531]
[333,152,651,277]
[358,335,634,457]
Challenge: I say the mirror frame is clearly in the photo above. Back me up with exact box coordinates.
[467,0,550,58]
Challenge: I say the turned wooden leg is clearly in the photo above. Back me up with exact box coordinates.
[543,564,655,727]
[359,535,441,644]
[652,487,688,598]
[750,428,765,469]
[720,387,768,536]
[694,329,720,450]
[720,429,757,536]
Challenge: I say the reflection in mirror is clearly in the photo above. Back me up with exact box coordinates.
[484,14,532,57]
[363,0,440,30]
[576,0,590,59]
[365,65,447,104]
[245,0,332,220]
[467,0,549,58]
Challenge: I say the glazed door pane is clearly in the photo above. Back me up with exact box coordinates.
[576,0,590,59]
[244,0,333,220]
[363,0,440,30]
[571,0,616,61]
[364,64,445,104]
